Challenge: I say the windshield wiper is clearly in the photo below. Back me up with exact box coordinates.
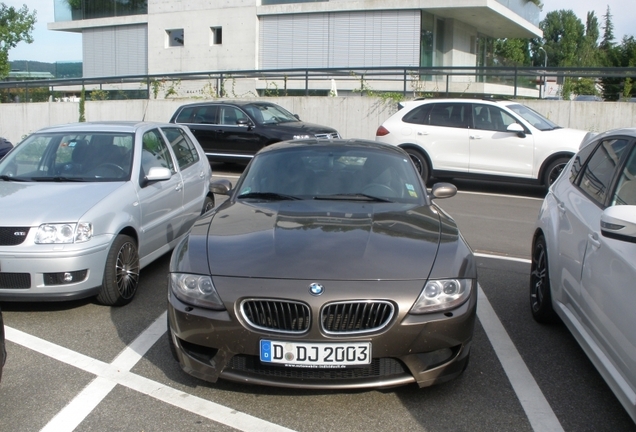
[0,174,28,182]
[31,176,89,182]
[313,193,393,203]
[238,191,301,201]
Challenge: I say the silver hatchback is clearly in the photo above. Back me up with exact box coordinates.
[0,122,214,305]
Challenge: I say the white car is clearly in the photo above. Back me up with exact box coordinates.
[376,98,593,188]
[0,122,214,306]
[530,127,636,423]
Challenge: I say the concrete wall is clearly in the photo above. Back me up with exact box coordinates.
[1,97,635,145]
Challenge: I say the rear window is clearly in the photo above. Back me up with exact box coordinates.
[402,104,433,125]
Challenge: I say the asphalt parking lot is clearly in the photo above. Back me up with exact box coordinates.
[1,168,635,432]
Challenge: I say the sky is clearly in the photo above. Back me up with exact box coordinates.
[4,0,635,64]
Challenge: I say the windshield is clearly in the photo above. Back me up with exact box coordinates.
[243,104,300,125]
[0,132,134,182]
[235,146,425,204]
[506,104,560,131]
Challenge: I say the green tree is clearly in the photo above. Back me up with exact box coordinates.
[540,10,585,67]
[494,38,532,66]
[579,11,600,66]
[0,3,36,78]
[599,6,615,51]
[599,7,622,100]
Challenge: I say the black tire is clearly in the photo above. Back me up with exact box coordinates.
[403,147,430,184]
[96,234,140,306]
[202,195,214,214]
[529,234,560,324]
[543,157,570,188]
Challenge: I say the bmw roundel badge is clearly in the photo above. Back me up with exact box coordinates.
[309,283,324,296]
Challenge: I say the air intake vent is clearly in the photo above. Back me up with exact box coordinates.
[241,299,311,334]
[321,301,394,334]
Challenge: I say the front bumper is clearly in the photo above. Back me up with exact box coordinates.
[0,236,112,301]
[167,278,477,389]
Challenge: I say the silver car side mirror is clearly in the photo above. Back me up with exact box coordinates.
[601,205,636,241]
[429,182,457,200]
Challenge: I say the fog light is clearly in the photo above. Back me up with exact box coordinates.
[43,270,88,286]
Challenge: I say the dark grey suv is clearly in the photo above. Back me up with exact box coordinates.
[169,101,340,164]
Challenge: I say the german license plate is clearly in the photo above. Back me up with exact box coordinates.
[260,340,372,367]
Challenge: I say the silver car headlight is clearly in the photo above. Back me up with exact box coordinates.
[293,134,311,140]
[170,273,225,310]
[409,279,473,314]
[34,223,93,244]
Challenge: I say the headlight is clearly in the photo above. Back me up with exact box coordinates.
[170,273,225,310]
[409,279,473,314]
[34,223,93,244]
[293,134,311,140]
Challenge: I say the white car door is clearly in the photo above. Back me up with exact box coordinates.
[413,102,470,172]
[468,104,534,177]
[580,141,636,398]
[136,128,185,262]
[553,137,630,316]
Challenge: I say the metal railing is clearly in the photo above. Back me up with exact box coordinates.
[1,66,635,103]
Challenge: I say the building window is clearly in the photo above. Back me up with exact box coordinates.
[166,29,184,47]
[211,27,223,45]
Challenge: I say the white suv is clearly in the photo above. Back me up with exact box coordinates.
[376,98,593,188]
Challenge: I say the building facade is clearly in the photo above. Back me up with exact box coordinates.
[50,0,542,96]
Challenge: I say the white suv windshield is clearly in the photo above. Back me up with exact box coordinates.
[506,104,560,131]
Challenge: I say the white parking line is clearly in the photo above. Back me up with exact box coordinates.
[477,285,564,432]
[5,313,295,432]
[4,253,561,432]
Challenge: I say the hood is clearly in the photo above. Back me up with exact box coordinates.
[540,127,592,148]
[0,181,124,226]
[203,199,445,280]
[267,121,338,136]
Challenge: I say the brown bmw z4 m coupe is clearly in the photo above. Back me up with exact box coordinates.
[167,138,478,390]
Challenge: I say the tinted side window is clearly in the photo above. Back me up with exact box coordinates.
[140,129,175,184]
[428,103,468,128]
[219,106,249,126]
[473,104,518,132]
[161,127,200,170]
[175,107,195,123]
[578,138,630,205]
[569,140,598,183]
[612,145,636,206]
[402,104,433,125]
[192,106,219,124]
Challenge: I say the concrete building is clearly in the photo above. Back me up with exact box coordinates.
[49,0,543,96]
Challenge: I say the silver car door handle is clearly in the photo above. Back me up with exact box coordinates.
[175,182,183,192]
[588,233,601,249]
[557,202,566,214]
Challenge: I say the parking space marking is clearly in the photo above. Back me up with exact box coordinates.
[5,313,295,432]
[5,253,560,432]
[477,285,564,432]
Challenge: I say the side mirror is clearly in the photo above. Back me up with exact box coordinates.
[429,182,457,200]
[210,178,233,195]
[141,166,172,187]
[601,205,636,241]
[237,119,253,129]
[507,123,526,138]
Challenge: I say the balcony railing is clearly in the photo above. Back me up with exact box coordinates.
[54,0,148,22]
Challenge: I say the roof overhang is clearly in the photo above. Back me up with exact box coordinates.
[258,0,542,39]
